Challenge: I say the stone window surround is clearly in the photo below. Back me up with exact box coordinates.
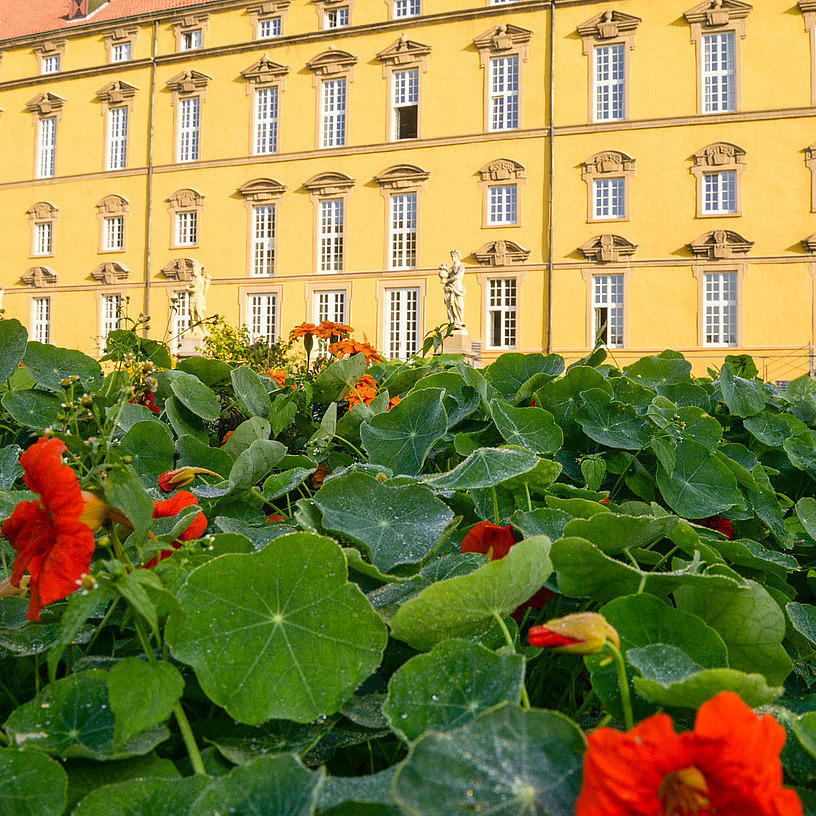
[476,268,527,350]
[804,142,816,212]
[95,288,128,350]
[690,141,746,218]
[34,39,66,74]
[385,0,421,20]
[473,239,531,266]
[374,164,429,272]
[242,55,289,156]
[96,195,130,254]
[692,263,747,347]
[248,1,290,39]
[167,188,205,250]
[166,71,211,165]
[96,81,138,172]
[172,13,210,52]
[376,36,432,143]
[478,158,526,229]
[800,2,816,105]
[103,27,138,63]
[307,50,357,150]
[23,266,59,288]
[314,0,356,29]
[580,267,632,349]
[375,276,427,356]
[581,150,636,223]
[307,280,353,325]
[91,262,130,285]
[303,172,355,275]
[239,281,284,339]
[473,24,532,133]
[577,11,641,123]
[27,93,65,179]
[27,201,59,259]
[237,178,287,277]
[684,0,751,115]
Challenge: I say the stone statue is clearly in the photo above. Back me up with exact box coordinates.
[186,262,211,336]
[438,249,466,331]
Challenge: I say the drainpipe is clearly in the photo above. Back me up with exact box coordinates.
[546,0,556,354]
[142,19,159,336]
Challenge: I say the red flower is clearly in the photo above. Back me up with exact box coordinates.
[311,463,330,489]
[158,467,220,494]
[577,691,802,816]
[1,438,96,621]
[146,490,208,566]
[268,513,286,523]
[528,612,620,654]
[699,516,734,538]
[129,390,161,416]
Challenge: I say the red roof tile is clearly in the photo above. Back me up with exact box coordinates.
[0,0,217,41]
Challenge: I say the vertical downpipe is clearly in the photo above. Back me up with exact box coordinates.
[546,1,556,354]
[142,20,159,335]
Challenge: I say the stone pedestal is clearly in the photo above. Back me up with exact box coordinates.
[441,331,482,366]
[177,336,204,358]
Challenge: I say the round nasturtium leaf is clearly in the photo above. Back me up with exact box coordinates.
[71,777,211,816]
[0,749,67,816]
[314,473,454,572]
[426,446,539,491]
[383,639,524,742]
[22,342,103,393]
[394,704,585,816]
[166,533,389,724]
[169,372,220,422]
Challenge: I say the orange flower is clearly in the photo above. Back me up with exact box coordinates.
[220,430,234,447]
[158,467,221,494]
[1,438,96,621]
[577,691,802,816]
[329,339,384,364]
[388,396,402,410]
[311,462,330,489]
[289,322,319,340]
[146,490,208,567]
[528,612,620,654]
[265,370,287,388]
[345,374,379,408]
[267,513,286,523]
[315,321,354,340]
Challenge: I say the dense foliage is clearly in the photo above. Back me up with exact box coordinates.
[1,316,816,813]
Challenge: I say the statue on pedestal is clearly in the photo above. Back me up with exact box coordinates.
[186,262,211,337]
[438,249,466,332]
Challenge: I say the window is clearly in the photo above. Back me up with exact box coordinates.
[255,87,279,155]
[103,216,125,251]
[321,79,347,148]
[172,291,191,352]
[319,200,344,273]
[34,222,53,256]
[488,185,518,225]
[394,0,420,17]
[32,297,51,344]
[180,29,202,51]
[42,55,60,74]
[175,212,198,247]
[324,7,349,28]
[488,278,517,348]
[315,290,346,355]
[593,274,624,348]
[704,271,737,346]
[489,56,519,131]
[702,32,736,113]
[101,294,123,339]
[111,42,132,62]
[593,177,625,220]
[387,288,419,359]
[390,193,417,270]
[107,106,128,171]
[177,97,200,162]
[594,44,625,121]
[702,170,737,215]
[37,118,57,179]
[252,205,275,276]
[258,17,282,39]
[248,293,277,343]
[393,69,419,141]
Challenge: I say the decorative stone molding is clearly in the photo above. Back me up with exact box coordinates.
[577,11,641,55]
[241,54,289,89]
[103,27,137,61]
[303,172,355,197]
[805,143,816,212]
[581,150,636,179]
[473,24,532,66]
[376,36,432,73]
[33,39,66,68]
[22,266,58,287]
[306,49,358,79]
[248,1,290,38]
[479,159,526,183]
[478,160,526,228]
[167,189,204,212]
[26,93,65,116]
[580,234,637,264]
[473,240,530,266]
[803,233,816,254]
[314,0,356,27]
[237,178,286,204]
[690,142,746,217]
[304,173,354,274]
[374,164,430,192]
[688,229,753,260]
[91,262,130,284]
[684,0,752,38]
[27,201,58,221]
[96,81,138,105]
[97,195,129,216]
[166,70,211,99]
[172,14,210,50]
[801,0,816,25]
[161,258,199,282]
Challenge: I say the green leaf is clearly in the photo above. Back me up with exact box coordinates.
[103,466,154,538]
[47,588,113,680]
[119,421,175,477]
[383,639,524,742]
[222,417,272,458]
[394,704,585,816]
[231,365,272,418]
[656,438,744,518]
[414,372,479,427]
[426,446,539,491]
[624,354,692,388]
[190,755,323,816]
[390,537,552,650]
[166,533,388,724]
[510,508,571,541]
[170,372,220,421]
[176,434,233,478]
[563,514,678,555]
[797,498,816,542]
[313,354,367,403]
[22,343,103,393]
[719,362,766,418]
[71,776,210,816]
[744,412,797,447]
[675,579,793,686]
[1,390,61,430]
[164,396,207,443]
[0,749,66,816]
[318,768,397,812]
[0,319,28,385]
[786,602,816,649]
[535,366,611,442]
[577,389,652,450]
[361,388,448,476]
[262,467,316,501]
[314,473,454,572]
[176,356,231,386]
[0,445,22,489]
[580,454,606,491]
[229,439,286,492]
[108,658,185,747]
[491,401,563,455]
[484,352,564,398]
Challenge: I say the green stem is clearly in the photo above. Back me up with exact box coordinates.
[605,641,634,731]
[491,487,501,525]
[491,610,531,710]
[334,435,366,460]
[83,598,119,656]
[524,483,532,513]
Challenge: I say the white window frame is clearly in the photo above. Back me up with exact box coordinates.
[324,7,349,28]
[34,222,53,257]
[489,55,519,131]
[487,278,517,349]
[320,78,347,149]
[593,43,625,122]
[389,193,417,271]
[702,170,738,215]
[319,199,345,273]
[175,211,198,247]
[393,0,420,18]
[177,96,200,163]
[111,42,132,62]
[103,216,125,252]
[180,29,203,51]
[37,117,57,179]
[487,185,518,226]
[386,287,420,360]
[592,177,626,221]
[100,294,123,340]
[704,271,738,347]
[392,68,419,141]
[252,205,276,277]
[702,31,736,114]
[248,292,277,343]
[32,297,51,344]
[258,17,282,39]
[41,54,60,75]
[593,274,624,348]
[254,87,279,155]
[172,291,192,353]
[315,289,347,356]
[107,106,128,171]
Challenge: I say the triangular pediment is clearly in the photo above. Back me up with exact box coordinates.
[96,80,138,104]
[166,70,211,94]
[26,92,65,115]
[241,54,289,83]
[376,36,432,66]
[684,0,752,25]
[577,10,642,38]
[473,23,533,52]
[688,230,753,260]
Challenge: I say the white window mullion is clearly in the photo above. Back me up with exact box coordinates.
[104,216,125,251]
[173,291,192,352]
[393,68,419,140]
[593,274,624,348]
[32,297,51,344]
[38,117,57,179]
[488,279,517,348]
[178,97,200,162]
[248,293,277,343]
[34,222,53,256]
[252,205,276,276]
[390,193,417,270]
[101,294,123,340]
[594,44,625,121]
[394,0,420,17]
[315,290,347,356]
[387,287,419,360]
[702,32,736,113]
[704,271,738,346]
[321,78,347,148]
[490,56,519,131]
[255,87,279,155]
[107,106,128,171]
[593,177,625,220]
[319,199,344,273]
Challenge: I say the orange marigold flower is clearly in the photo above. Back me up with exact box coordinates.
[577,691,802,816]
[329,339,385,364]
[528,612,620,654]
[146,490,208,567]
[315,321,354,340]
[265,370,287,388]
[346,374,379,408]
[1,438,96,621]
[388,396,402,410]
[289,322,319,340]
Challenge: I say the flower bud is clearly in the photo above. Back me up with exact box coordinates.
[528,612,620,654]
[78,491,111,532]
[158,466,220,494]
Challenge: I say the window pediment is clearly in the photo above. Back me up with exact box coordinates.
[479,159,526,182]
[581,151,636,180]
[473,240,530,266]
[22,266,58,287]
[580,234,637,264]
[26,93,65,115]
[91,262,130,284]
[377,36,432,68]
[473,23,532,56]
[237,178,286,203]
[304,172,355,196]
[166,70,211,95]
[692,142,746,169]
[307,50,358,77]
[684,0,751,33]
[577,11,641,54]
[97,195,129,215]
[103,27,138,44]
[688,229,753,260]
[27,201,58,221]
[161,258,199,282]
[374,164,430,191]
[96,81,138,104]
[242,55,289,86]
[33,39,65,57]
[803,233,816,254]
[172,13,209,31]
[248,1,291,12]
[167,189,204,212]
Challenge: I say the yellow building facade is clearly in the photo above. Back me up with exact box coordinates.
[0,0,813,380]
